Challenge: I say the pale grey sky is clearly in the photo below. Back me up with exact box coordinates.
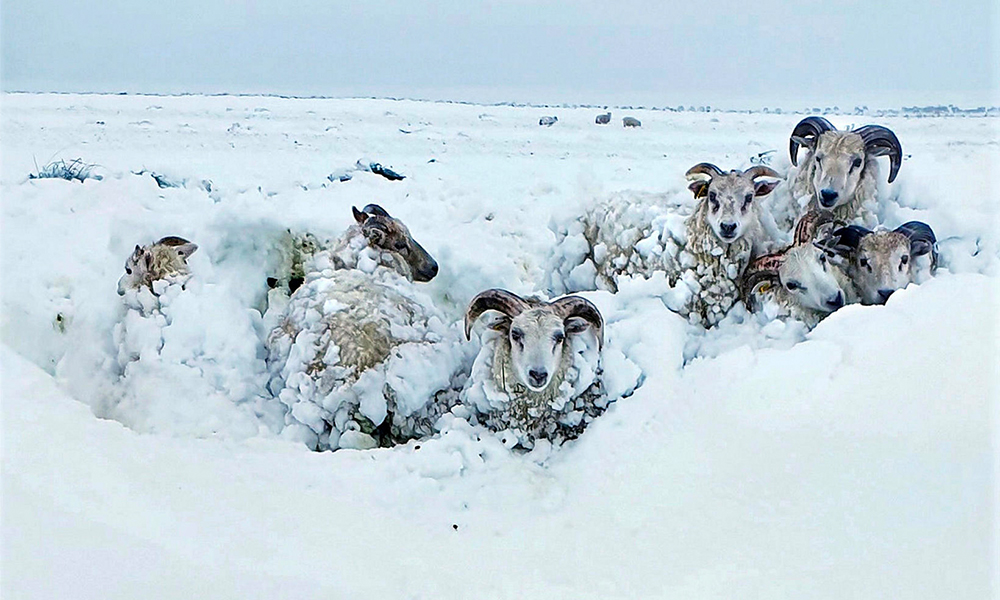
[3,0,998,108]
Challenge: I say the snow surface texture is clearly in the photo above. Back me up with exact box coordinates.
[2,94,998,599]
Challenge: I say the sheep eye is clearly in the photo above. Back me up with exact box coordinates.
[742,193,753,209]
[553,331,565,344]
[901,254,909,266]
[125,267,132,275]
[786,281,800,291]
[510,329,524,344]
[393,240,408,252]
[815,155,824,165]
[708,192,719,212]
[851,157,863,170]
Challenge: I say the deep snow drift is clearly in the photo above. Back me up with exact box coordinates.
[2,94,998,599]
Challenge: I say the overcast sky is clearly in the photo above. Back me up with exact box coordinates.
[3,0,998,108]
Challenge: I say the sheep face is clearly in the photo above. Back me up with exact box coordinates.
[688,168,778,244]
[117,237,198,295]
[805,131,868,210]
[352,204,438,282]
[778,244,846,312]
[852,231,913,305]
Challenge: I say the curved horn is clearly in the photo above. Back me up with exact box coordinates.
[793,210,836,246]
[685,162,724,181]
[740,252,785,303]
[789,116,836,166]
[156,236,193,247]
[821,225,872,255]
[893,221,937,257]
[743,165,780,180]
[551,295,604,349]
[855,125,903,183]
[464,289,530,340]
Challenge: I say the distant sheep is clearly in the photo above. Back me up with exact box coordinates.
[462,289,605,448]
[741,210,856,327]
[820,221,938,305]
[787,116,903,227]
[596,112,611,125]
[265,206,463,451]
[539,116,559,127]
[117,236,198,296]
[622,116,641,128]
[554,163,780,326]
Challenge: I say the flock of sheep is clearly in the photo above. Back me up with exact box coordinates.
[113,115,938,452]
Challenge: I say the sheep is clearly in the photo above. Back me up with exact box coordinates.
[264,208,465,452]
[539,116,558,127]
[104,237,280,439]
[462,289,606,448]
[555,163,780,327]
[622,116,641,128]
[785,116,903,228]
[596,112,612,125]
[264,204,438,321]
[117,236,198,296]
[741,210,857,327]
[818,221,938,305]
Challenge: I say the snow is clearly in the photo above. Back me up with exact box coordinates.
[2,93,998,598]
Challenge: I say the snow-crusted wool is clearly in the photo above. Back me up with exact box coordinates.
[462,327,604,449]
[265,254,467,451]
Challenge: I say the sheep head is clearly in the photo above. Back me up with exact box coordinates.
[789,117,903,210]
[686,163,779,244]
[821,222,936,305]
[465,289,604,393]
[117,236,198,295]
[352,204,438,282]
[743,245,846,314]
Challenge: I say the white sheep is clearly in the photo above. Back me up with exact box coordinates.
[462,289,607,449]
[264,205,465,451]
[539,116,559,127]
[551,163,781,327]
[622,116,641,128]
[117,236,198,296]
[819,220,938,305]
[741,210,857,327]
[781,116,903,229]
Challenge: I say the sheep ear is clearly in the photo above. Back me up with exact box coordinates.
[487,315,512,333]
[174,243,198,260]
[754,179,779,197]
[688,180,709,199]
[564,317,590,336]
[352,206,368,224]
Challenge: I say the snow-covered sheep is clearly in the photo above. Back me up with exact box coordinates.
[784,116,903,228]
[264,207,466,452]
[622,116,641,128]
[539,116,558,127]
[741,210,856,327]
[819,221,938,305]
[462,289,606,448]
[106,238,280,439]
[596,112,612,125]
[552,163,781,327]
[117,236,198,295]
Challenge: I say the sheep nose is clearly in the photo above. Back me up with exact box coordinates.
[877,288,894,302]
[826,291,844,310]
[719,222,737,237]
[527,369,548,388]
[820,189,839,207]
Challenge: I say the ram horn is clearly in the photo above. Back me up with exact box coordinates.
[743,166,781,180]
[685,162,724,181]
[855,125,903,183]
[464,289,531,340]
[792,210,837,246]
[893,221,937,258]
[551,295,604,349]
[740,253,785,304]
[789,116,836,166]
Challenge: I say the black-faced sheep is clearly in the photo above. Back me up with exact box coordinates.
[819,221,938,305]
[786,116,903,228]
[462,289,606,448]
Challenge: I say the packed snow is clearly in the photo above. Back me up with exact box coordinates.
[2,93,998,599]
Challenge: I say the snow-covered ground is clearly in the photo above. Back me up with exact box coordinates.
[2,93,998,599]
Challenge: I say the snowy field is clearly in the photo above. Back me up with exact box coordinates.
[2,93,999,599]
